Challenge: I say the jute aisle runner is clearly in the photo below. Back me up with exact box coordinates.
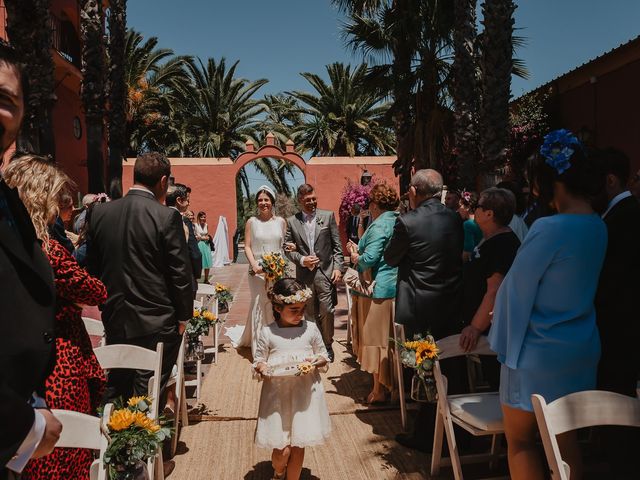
[171,341,430,479]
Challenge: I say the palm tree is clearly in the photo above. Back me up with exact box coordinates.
[4,0,56,155]
[172,57,268,158]
[80,0,106,193]
[256,94,301,148]
[107,0,127,199]
[124,30,190,156]
[452,0,480,186]
[479,0,516,176]
[289,62,394,157]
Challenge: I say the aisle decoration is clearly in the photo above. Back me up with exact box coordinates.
[258,252,287,284]
[214,282,234,313]
[103,396,170,479]
[396,335,439,403]
[185,307,219,360]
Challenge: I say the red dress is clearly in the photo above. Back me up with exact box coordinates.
[23,240,107,480]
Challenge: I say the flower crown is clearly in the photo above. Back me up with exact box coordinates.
[539,129,583,175]
[271,287,313,304]
[94,193,111,203]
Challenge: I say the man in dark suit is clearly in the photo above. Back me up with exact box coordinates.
[166,183,202,296]
[285,184,345,361]
[384,169,464,452]
[0,42,62,479]
[595,148,640,477]
[346,203,370,244]
[88,152,193,407]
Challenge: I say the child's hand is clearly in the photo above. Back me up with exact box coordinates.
[255,362,270,377]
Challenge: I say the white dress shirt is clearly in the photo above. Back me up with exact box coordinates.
[602,190,632,219]
[300,211,317,267]
[6,398,46,473]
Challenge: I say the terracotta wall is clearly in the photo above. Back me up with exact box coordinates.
[123,157,399,259]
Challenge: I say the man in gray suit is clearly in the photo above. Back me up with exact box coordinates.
[285,184,344,361]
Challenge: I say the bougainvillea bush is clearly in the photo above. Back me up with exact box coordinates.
[338,179,375,226]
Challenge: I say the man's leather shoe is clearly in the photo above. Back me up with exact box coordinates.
[326,346,335,363]
[395,432,431,453]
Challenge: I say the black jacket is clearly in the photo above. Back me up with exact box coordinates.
[88,189,193,340]
[184,217,202,284]
[384,197,463,339]
[0,180,56,469]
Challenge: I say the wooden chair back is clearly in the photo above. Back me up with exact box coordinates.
[532,391,640,480]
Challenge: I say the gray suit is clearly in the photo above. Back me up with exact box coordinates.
[285,209,344,346]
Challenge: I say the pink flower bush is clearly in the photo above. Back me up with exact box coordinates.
[339,180,374,226]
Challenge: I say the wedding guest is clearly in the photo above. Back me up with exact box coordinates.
[346,203,367,244]
[254,279,331,480]
[630,167,640,199]
[347,184,399,404]
[87,152,193,408]
[184,209,195,223]
[458,188,520,388]
[458,191,482,262]
[195,211,213,284]
[4,156,107,480]
[384,169,464,452]
[0,41,61,478]
[73,195,110,268]
[496,181,529,242]
[489,130,607,480]
[594,148,640,478]
[444,189,461,210]
[166,183,202,294]
[73,193,97,233]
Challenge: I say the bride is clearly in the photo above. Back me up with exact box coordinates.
[226,185,291,357]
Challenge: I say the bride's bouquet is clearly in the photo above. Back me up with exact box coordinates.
[258,252,287,283]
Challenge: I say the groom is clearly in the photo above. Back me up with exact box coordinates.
[285,184,344,361]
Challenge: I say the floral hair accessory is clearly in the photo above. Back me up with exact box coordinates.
[94,193,111,203]
[540,129,582,175]
[271,287,313,305]
[461,190,472,203]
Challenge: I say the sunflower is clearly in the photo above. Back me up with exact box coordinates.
[133,411,160,433]
[203,311,217,322]
[193,309,200,318]
[296,361,314,375]
[108,408,137,431]
[127,395,151,408]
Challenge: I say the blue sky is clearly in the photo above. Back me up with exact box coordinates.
[128,1,640,192]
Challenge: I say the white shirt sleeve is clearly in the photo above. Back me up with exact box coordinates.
[6,409,46,473]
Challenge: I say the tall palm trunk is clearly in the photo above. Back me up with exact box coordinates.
[452,0,479,187]
[107,0,127,199]
[390,0,414,194]
[80,0,106,193]
[479,0,515,183]
[5,0,56,156]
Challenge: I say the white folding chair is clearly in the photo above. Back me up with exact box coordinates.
[532,390,640,480]
[93,343,165,480]
[195,283,216,311]
[344,285,353,347]
[166,335,189,457]
[52,403,112,480]
[431,334,504,480]
[82,317,106,347]
[193,299,202,309]
[392,319,407,431]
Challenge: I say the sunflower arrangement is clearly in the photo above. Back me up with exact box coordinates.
[258,252,288,283]
[296,361,314,376]
[214,282,234,304]
[397,335,439,377]
[186,307,219,340]
[103,396,171,478]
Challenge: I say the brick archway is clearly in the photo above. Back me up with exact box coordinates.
[233,134,306,175]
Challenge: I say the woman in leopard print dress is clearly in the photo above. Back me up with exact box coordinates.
[4,156,107,480]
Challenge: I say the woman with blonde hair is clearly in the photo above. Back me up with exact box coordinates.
[4,155,107,480]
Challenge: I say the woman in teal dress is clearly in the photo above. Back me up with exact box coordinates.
[195,211,213,283]
[489,130,607,479]
[347,184,399,404]
[459,191,483,262]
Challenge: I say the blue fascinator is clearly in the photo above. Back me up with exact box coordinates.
[539,129,583,175]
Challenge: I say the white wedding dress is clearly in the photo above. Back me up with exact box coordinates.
[225,216,285,357]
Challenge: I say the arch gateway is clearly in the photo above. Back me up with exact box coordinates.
[123,136,398,258]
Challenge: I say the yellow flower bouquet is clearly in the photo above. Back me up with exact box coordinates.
[103,396,171,479]
[214,282,233,312]
[258,252,288,283]
[396,334,439,403]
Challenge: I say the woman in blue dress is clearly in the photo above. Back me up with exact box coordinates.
[488,130,607,479]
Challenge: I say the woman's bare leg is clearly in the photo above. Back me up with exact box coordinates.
[367,372,386,403]
[204,268,210,284]
[502,404,545,480]
[286,447,305,480]
[271,446,290,477]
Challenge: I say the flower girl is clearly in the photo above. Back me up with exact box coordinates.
[254,278,332,480]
